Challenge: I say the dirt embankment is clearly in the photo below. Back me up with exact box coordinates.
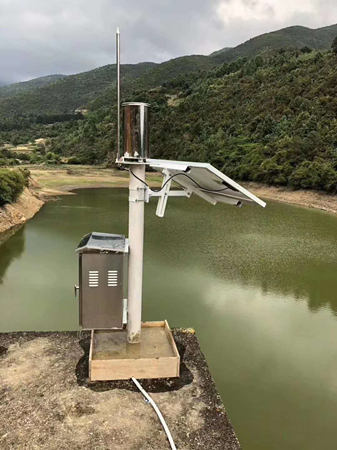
[243,182,337,215]
[0,187,44,238]
[0,166,163,241]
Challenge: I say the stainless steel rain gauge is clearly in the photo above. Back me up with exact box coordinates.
[75,28,266,381]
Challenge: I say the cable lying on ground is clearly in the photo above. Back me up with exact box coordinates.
[131,377,177,450]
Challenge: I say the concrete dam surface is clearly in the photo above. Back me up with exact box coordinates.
[0,329,240,450]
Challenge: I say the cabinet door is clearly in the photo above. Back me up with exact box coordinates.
[80,253,123,329]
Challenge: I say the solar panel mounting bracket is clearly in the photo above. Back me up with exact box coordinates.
[145,169,191,217]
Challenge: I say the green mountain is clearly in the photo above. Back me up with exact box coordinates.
[209,47,232,57]
[89,55,216,111]
[211,24,337,63]
[0,63,157,117]
[1,24,336,119]
[41,48,337,193]
[149,49,337,193]
[1,24,337,193]
[0,74,66,98]
[0,56,213,118]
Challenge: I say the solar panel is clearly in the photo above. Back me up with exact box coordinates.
[147,159,266,217]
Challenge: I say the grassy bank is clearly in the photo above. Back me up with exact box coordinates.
[28,165,337,215]
[28,165,163,198]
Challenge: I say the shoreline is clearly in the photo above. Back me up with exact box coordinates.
[0,187,44,242]
[32,167,337,217]
[242,182,337,215]
[1,167,336,242]
[0,166,162,241]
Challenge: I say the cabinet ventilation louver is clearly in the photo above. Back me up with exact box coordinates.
[108,270,118,287]
[88,270,99,287]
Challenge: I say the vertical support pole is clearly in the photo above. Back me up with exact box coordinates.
[127,164,145,343]
[116,27,121,161]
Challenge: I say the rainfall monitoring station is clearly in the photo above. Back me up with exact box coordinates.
[75,28,266,382]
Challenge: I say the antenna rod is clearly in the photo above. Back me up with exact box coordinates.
[116,26,121,160]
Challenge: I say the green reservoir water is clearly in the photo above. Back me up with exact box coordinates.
[1,188,337,449]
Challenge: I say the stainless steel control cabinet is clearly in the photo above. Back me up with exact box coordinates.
[75,232,128,329]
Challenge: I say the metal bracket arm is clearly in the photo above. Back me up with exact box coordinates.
[154,169,191,217]
[149,190,190,198]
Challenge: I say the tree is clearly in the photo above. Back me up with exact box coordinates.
[331,37,337,55]
[301,46,312,54]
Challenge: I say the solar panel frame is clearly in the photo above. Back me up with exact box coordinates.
[147,159,266,208]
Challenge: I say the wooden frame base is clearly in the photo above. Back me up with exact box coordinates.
[89,321,180,381]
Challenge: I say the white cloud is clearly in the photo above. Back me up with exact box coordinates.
[0,0,336,83]
[217,0,316,24]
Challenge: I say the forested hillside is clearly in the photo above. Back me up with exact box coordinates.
[0,56,213,118]
[89,55,216,111]
[148,50,337,193]
[0,75,66,98]
[1,26,337,193]
[42,49,337,193]
[0,63,156,117]
[211,24,337,63]
[1,24,336,118]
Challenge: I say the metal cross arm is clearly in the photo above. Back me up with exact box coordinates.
[145,169,192,217]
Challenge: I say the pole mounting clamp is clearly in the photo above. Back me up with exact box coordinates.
[129,187,147,203]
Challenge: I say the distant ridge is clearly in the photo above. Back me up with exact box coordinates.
[210,47,232,57]
[0,74,66,98]
[0,23,337,116]
[0,57,213,116]
[210,24,337,63]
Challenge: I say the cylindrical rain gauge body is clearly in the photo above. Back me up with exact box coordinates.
[122,102,150,161]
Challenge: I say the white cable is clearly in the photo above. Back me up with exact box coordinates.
[131,377,177,450]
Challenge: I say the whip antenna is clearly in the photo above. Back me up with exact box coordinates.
[116,26,121,160]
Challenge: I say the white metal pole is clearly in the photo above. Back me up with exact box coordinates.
[127,164,145,343]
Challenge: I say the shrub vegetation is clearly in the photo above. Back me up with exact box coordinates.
[0,168,30,206]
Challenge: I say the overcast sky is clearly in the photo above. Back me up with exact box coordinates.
[0,0,337,84]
